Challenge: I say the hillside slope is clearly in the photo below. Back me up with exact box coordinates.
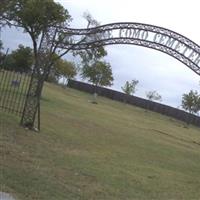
[1,83,200,200]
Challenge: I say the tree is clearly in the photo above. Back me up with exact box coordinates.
[81,60,113,103]
[74,13,113,103]
[1,0,71,74]
[146,90,162,102]
[47,58,77,84]
[182,90,200,114]
[81,60,113,88]
[121,79,139,95]
[4,44,33,73]
[56,59,77,84]
[74,12,108,71]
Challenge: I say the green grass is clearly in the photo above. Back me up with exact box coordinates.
[1,82,200,200]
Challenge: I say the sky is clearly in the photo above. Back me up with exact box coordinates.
[1,0,200,108]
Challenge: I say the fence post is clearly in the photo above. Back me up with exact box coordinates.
[20,69,43,130]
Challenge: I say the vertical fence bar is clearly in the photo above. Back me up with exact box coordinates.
[0,69,7,103]
[3,71,15,112]
[16,73,27,115]
[1,70,10,110]
[14,72,23,115]
[11,71,19,112]
[8,71,20,114]
[19,73,31,115]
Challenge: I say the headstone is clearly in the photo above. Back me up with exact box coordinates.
[0,192,16,200]
[11,80,20,87]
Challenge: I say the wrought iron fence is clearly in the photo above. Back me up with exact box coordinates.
[0,68,32,116]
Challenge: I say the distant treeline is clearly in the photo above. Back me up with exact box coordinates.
[68,80,200,127]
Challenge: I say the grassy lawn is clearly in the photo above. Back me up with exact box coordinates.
[1,82,200,200]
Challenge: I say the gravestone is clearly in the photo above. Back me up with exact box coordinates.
[0,192,16,200]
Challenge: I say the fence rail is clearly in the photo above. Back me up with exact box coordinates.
[68,80,200,127]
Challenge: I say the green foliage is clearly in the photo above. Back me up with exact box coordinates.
[75,13,109,89]
[81,60,113,87]
[75,14,113,98]
[47,58,77,84]
[56,59,77,80]
[1,0,72,81]
[121,79,139,95]
[83,12,100,28]
[4,44,33,72]
[182,90,200,114]
[76,46,107,69]
[75,13,113,101]
[0,0,9,25]
[2,0,70,39]
[146,90,162,102]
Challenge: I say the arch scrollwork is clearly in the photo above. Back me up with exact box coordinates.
[59,22,200,76]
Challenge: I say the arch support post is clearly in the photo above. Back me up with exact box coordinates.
[20,70,44,131]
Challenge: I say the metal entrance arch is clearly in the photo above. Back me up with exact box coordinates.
[60,22,200,76]
[13,22,200,129]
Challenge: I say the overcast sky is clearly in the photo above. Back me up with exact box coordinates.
[1,0,200,108]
